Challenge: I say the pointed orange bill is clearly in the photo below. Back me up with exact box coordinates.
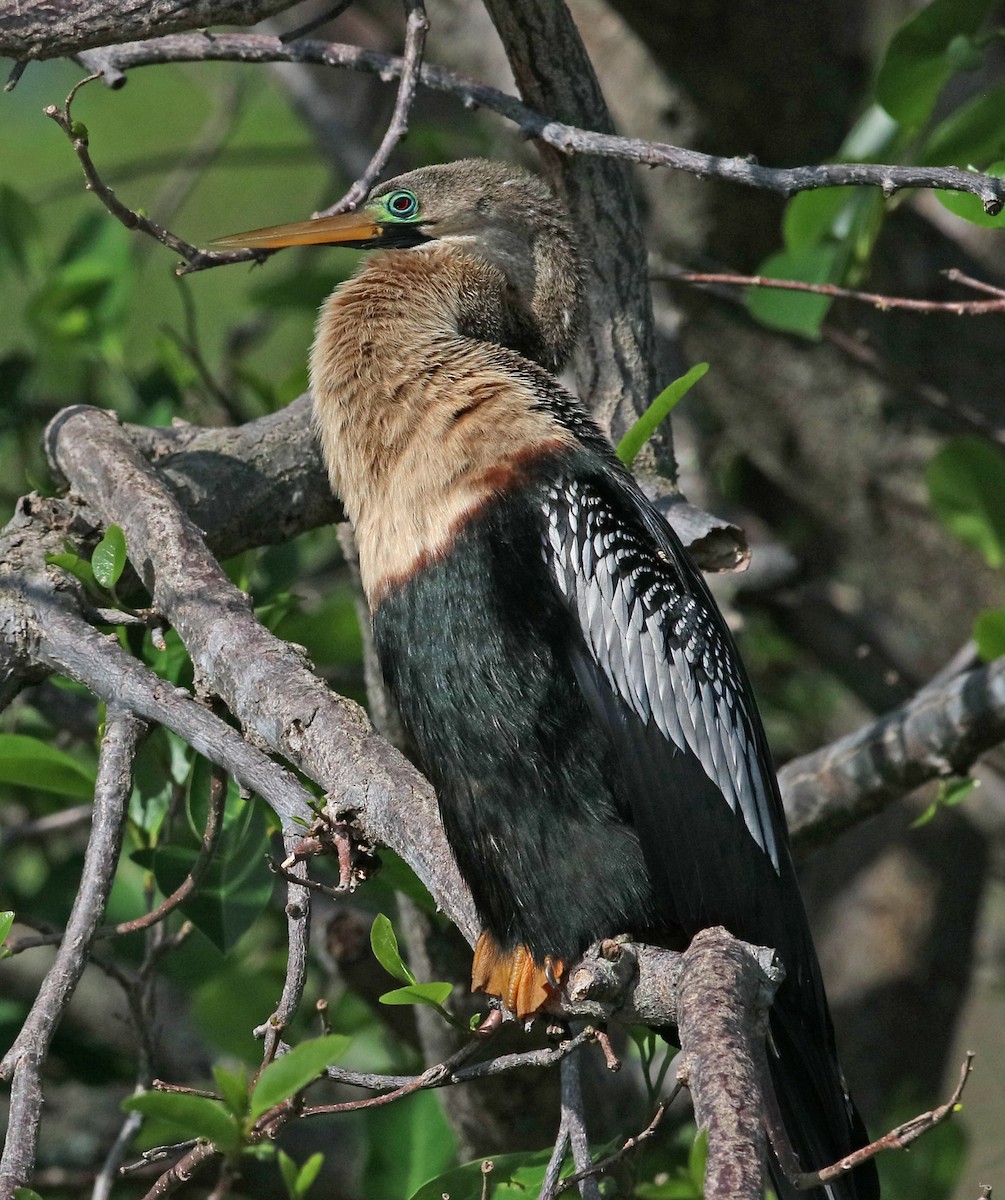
[209,209,383,250]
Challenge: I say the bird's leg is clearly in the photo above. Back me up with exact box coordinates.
[471,932,565,1018]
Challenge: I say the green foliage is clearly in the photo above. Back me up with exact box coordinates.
[616,363,709,466]
[133,785,273,953]
[0,733,96,798]
[912,777,978,828]
[122,1090,243,1152]
[875,0,997,128]
[91,524,128,590]
[249,1034,350,1119]
[751,0,1004,336]
[973,606,1005,660]
[411,1147,568,1200]
[364,1090,457,1200]
[635,1129,707,1200]
[926,437,1005,568]
[370,914,458,1022]
[279,1150,325,1200]
[0,910,14,950]
[370,912,416,984]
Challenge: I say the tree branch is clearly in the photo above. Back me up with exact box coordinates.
[783,651,1005,854]
[58,33,1005,216]
[0,707,146,1194]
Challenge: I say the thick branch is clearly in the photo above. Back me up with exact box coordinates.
[675,928,779,1200]
[66,33,1005,216]
[783,652,1005,854]
[0,0,295,61]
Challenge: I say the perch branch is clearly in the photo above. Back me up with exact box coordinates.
[59,33,1005,215]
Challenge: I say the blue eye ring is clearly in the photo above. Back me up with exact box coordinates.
[385,189,419,219]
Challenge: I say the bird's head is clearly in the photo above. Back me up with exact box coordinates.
[212,158,583,371]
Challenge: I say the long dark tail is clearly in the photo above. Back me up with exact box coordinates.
[766,992,880,1200]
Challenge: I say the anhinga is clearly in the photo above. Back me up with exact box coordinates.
[215,159,878,1199]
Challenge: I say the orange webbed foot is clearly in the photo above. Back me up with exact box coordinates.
[472,932,564,1018]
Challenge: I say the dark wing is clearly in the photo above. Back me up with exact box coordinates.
[537,464,878,1200]
[539,467,791,938]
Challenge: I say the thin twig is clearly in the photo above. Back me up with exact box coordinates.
[659,268,1005,315]
[555,1098,673,1196]
[315,0,429,218]
[300,1034,485,1116]
[0,708,146,1194]
[257,847,311,1066]
[792,1054,975,1191]
[280,1,356,43]
[43,73,264,272]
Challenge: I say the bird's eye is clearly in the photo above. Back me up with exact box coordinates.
[386,190,419,219]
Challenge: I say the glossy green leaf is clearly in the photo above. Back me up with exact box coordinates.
[0,911,14,947]
[616,363,708,467]
[973,608,1005,661]
[379,982,454,1008]
[213,1063,249,1119]
[0,733,96,798]
[370,913,416,984]
[13,1189,45,1200]
[876,0,997,126]
[782,187,859,251]
[122,1090,242,1152]
[746,244,842,338]
[249,1034,350,1120]
[935,161,1005,227]
[91,524,127,590]
[926,437,1005,566]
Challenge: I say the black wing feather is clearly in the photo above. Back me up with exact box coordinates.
[537,460,878,1200]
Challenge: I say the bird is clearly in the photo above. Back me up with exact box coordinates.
[213,158,879,1200]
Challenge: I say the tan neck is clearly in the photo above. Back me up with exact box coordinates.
[310,245,575,605]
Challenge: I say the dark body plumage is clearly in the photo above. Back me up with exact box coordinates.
[216,159,878,1200]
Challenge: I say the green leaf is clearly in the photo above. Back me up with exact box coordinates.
[0,733,96,798]
[935,161,1005,228]
[379,982,454,1008]
[279,1150,324,1200]
[213,1064,249,1119]
[249,1034,350,1120]
[973,607,1005,661]
[922,87,1005,166]
[122,1090,242,1152]
[746,243,843,338]
[370,913,416,984]
[143,795,272,952]
[363,1090,456,1200]
[92,524,127,590]
[14,1189,46,1200]
[912,777,978,827]
[876,0,998,127]
[46,550,100,596]
[616,363,708,467]
[926,436,1005,566]
[410,1147,562,1200]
